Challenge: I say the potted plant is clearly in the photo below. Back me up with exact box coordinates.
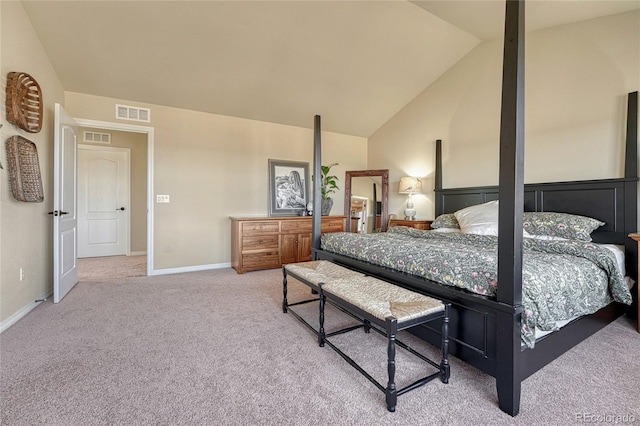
[320,163,339,215]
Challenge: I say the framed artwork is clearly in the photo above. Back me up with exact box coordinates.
[268,159,309,217]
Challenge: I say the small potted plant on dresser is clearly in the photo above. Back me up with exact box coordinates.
[320,163,339,215]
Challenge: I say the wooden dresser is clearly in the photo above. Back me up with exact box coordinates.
[388,219,432,230]
[230,216,346,274]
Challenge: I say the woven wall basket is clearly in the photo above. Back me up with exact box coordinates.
[6,72,43,133]
[6,135,44,202]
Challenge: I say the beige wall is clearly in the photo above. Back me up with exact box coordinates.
[78,128,148,253]
[1,2,66,324]
[369,10,640,220]
[65,92,367,270]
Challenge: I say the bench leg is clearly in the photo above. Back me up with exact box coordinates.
[364,319,371,334]
[282,267,288,314]
[385,318,398,412]
[440,303,451,384]
[318,288,326,347]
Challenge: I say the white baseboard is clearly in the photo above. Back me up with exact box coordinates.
[129,251,147,256]
[152,262,232,276]
[0,289,52,334]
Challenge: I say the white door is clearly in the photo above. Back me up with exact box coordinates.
[77,145,130,258]
[53,104,78,303]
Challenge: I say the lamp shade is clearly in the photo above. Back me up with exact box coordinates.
[398,176,422,194]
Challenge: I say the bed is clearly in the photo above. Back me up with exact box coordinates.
[307,1,639,417]
[321,224,633,349]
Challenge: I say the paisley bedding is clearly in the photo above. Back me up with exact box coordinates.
[321,226,633,348]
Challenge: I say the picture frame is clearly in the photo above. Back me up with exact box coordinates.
[268,159,310,217]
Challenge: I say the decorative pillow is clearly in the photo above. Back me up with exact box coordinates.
[522,212,604,242]
[523,232,567,241]
[454,200,499,236]
[430,213,460,229]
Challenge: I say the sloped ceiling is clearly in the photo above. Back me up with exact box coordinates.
[20,1,639,137]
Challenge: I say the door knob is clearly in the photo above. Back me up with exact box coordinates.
[116,207,126,211]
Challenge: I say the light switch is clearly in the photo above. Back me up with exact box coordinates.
[156,194,170,203]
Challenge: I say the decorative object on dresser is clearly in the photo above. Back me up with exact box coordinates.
[268,159,309,217]
[6,72,43,133]
[318,162,339,215]
[5,136,44,202]
[230,216,346,273]
[398,176,422,220]
[388,218,432,230]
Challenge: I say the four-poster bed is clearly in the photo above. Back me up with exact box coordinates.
[308,0,638,416]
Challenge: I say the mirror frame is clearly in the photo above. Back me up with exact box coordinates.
[344,169,389,232]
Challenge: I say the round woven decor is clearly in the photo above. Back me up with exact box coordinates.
[6,72,43,133]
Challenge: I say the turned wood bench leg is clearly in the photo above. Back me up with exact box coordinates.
[318,290,326,347]
[385,318,398,412]
[441,303,451,383]
[282,267,288,314]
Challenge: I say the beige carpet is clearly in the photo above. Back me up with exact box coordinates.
[1,268,639,425]
[77,255,147,281]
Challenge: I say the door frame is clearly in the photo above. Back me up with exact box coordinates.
[77,144,131,258]
[74,118,155,276]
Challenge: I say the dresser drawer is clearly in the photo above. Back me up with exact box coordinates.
[242,252,280,269]
[281,220,312,232]
[243,222,279,233]
[322,218,345,232]
[242,235,279,251]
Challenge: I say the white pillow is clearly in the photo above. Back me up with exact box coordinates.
[454,200,499,236]
[431,228,462,234]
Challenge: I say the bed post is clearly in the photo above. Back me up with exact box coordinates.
[496,0,525,417]
[434,139,443,215]
[312,115,322,257]
[624,92,638,282]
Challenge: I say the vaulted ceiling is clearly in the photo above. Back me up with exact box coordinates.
[21,1,639,137]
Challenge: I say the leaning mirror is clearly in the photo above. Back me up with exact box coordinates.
[344,170,389,233]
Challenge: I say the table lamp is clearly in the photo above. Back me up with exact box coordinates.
[398,176,422,220]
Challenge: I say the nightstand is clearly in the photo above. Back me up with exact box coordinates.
[627,233,640,333]
[388,219,432,230]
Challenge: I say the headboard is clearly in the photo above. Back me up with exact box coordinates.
[435,178,635,246]
[434,91,639,281]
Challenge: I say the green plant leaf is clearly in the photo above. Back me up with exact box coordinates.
[318,163,339,200]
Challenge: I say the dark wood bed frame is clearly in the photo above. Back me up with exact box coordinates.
[309,0,639,416]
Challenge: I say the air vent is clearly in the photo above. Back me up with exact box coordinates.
[83,131,111,144]
[115,104,151,123]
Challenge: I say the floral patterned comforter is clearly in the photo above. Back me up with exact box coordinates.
[321,226,633,348]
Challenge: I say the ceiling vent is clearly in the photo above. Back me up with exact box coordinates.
[83,131,111,144]
[115,104,151,123]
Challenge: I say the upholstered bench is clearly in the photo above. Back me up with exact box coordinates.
[282,260,364,335]
[319,276,450,412]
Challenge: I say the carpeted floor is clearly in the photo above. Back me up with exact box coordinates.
[77,255,147,281]
[1,267,638,425]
